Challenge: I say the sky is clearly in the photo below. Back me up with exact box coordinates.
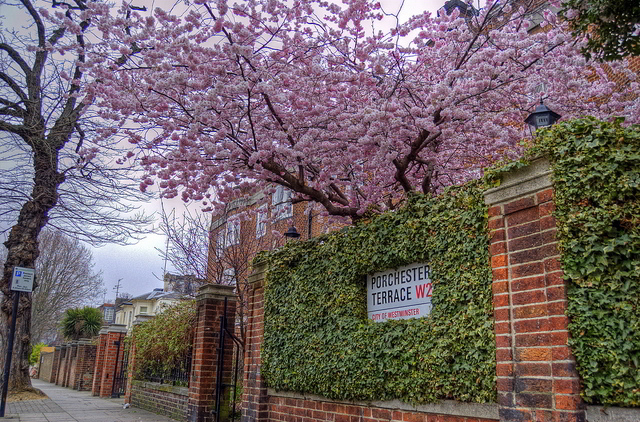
[1,0,454,303]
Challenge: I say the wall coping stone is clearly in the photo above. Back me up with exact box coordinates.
[267,389,499,420]
[133,314,154,326]
[106,324,128,333]
[484,157,552,206]
[586,406,640,422]
[131,380,189,397]
[196,283,236,301]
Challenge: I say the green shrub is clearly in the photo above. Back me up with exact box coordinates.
[29,342,48,366]
[132,300,196,381]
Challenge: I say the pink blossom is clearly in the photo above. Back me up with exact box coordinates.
[79,0,639,219]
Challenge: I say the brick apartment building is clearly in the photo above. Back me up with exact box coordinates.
[207,187,346,286]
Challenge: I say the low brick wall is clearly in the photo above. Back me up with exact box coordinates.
[268,390,499,422]
[131,380,189,421]
[38,351,54,382]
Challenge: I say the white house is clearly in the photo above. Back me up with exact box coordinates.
[114,288,185,332]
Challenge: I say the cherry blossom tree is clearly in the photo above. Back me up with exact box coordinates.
[0,0,152,392]
[84,0,639,221]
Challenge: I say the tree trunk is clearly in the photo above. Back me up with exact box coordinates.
[0,146,64,392]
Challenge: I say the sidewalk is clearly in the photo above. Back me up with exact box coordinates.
[3,378,178,421]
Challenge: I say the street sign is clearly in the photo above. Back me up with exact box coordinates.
[11,266,35,292]
[367,262,433,322]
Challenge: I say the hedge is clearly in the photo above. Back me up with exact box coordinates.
[261,182,496,404]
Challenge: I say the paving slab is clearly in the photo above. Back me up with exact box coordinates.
[4,379,178,421]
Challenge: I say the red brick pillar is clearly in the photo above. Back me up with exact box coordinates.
[50,346,62,384]
[73,339,90,391]
[188,283,237,422]
[66,342,78,388]
[98,326,127,398]
[242,261,269,422]
[56,345,67,386]
[92,329,109,395]
[484,157,585,422]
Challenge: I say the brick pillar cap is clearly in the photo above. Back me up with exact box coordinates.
[196,283,236,301]
[106,324,128,333]
[484,156,552,206]
[98,327,109,335]
[248,260,268,286]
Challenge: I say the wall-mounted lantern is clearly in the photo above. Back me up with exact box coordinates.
[283,226,300,238]
[525,99,561,136]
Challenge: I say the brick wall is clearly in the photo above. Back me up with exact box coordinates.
[131,380,189,421]
[268,394,498,422]
[484,158,584,422]
[73,342,96,391]
[37,342,95,392]
[38,351,54,382]
[242,261,500,422]
[242,157,640,422]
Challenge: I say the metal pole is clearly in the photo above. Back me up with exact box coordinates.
[0,291,21,417]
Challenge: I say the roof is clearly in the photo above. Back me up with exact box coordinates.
[130,288,184,301]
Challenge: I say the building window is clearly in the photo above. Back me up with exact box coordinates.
[256,205,267,238]
[222,268,236,286]
[104,307,114,322]
[139,306,148,314]
[226,218,240,246]
[216,230,225,256]
[272,186,292,220]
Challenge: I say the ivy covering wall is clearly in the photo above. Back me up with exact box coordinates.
[262,117,639,407]
[261,183,496,404]
[532,118,640,407]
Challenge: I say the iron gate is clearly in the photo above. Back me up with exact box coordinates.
[111,343,129,398]
[213,297,243,422]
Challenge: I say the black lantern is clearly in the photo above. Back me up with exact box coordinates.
[525,99,561,136]
[283,226,300,238]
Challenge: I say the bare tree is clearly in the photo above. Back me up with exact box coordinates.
[157,203,210,280]
[159,201,273,344]
[0,0,152,391]
[207,217,274,346]
[29,229,103,344]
